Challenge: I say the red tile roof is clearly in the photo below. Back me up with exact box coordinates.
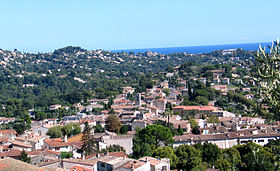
[85,151,127,160]
[173,106,218,111]
[44,138,69,148]
[120,160,146,169]
[70,166,93,171]
[0,129,17,135]
[0,150,22,157]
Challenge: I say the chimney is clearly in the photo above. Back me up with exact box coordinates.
[82,152,85,160]
[64,135,67,143]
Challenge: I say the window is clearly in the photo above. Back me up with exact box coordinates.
[162,166,167,171]
[101,163,105,167]
[107,165,112,171]
[258,139,264,143]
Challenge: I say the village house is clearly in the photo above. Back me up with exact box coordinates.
[151,98,166,113]
[222,78,230,84]
[122,87,135,94]
[173,132,280,149]
[0,117,15,124]
[49,104,62,110]
[28,149,60,165]
[43,137,72,152]
[213,78,220,84]
[0,129,17,140]
[15,133,45,150]
[98,134,134,155]
[30,125,49,136]
[39,158,99,171]
[199,77,207,84]
[139,157,170,171]
[173,106,220,118]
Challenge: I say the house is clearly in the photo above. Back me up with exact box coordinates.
[173,106,219,118]
[67,134,84,159]
[43,138,72,152]
[210,69,225,75]
[173,132,280,149]
[0,150,22,159]
[151,98,166,113]
[28,149,60,165]
[87,99,109,105]
[0,129,17,140]
[97,156,149,171]
[222,78,230,84]
[199,78,207,84]
[0,157,48,171]
[139,157,170,171]
[70,166,93,171]
[99,135,134,155]
[85,151,127,161]
[213,78,220,84]
[30,125,49,136]
[132,120,147,131]
[16,132,46,150]
[49,104,62,110]
[0,117,15,124]
[212,110,236,117]
[39,159,99,171]
[122,87,135,94]
[43,118,57,125]
[9,139,33,151]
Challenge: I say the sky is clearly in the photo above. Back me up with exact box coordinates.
[0,0,279,52]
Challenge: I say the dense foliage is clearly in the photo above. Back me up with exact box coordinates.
[132,125,280,170]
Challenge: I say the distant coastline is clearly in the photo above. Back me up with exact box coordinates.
[111,42,272,54]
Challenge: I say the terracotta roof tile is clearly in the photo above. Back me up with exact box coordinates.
[0,129,17,135]
[0,150,22,157]
[70,166,93,171]
[44,138,69,148]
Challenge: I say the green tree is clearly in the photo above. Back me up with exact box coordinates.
[19,150,31,163]
[177,125,184,135]
[164,104,173,128]
[191,126,200,135]
[120,125,129,134]
[236,142,276,171]
[105,114,122,133]
[46,126,63,138]
[265,139,280,167]
[133,125,173,158]
[35,111,47,120]
[153,146,178,169]
[61,124,72,137]
[163,88,171,97]
[202,142,222,166]
[214,158,231,171]
[93,124,105,133]
[81,121,96,156]
[100,144,125,153]
[60,152,73,159]
[175,145,202,170]
[195,96,209,105]
[189,119,198,128]
[222,148,241,170]
[62,123,81,137]
[207,115,220,125]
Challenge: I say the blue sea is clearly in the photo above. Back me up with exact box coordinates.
[112,42,272,54]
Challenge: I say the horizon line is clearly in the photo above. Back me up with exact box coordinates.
[0,41,273,53]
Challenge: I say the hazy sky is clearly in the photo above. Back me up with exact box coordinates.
[0,0,279,52]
